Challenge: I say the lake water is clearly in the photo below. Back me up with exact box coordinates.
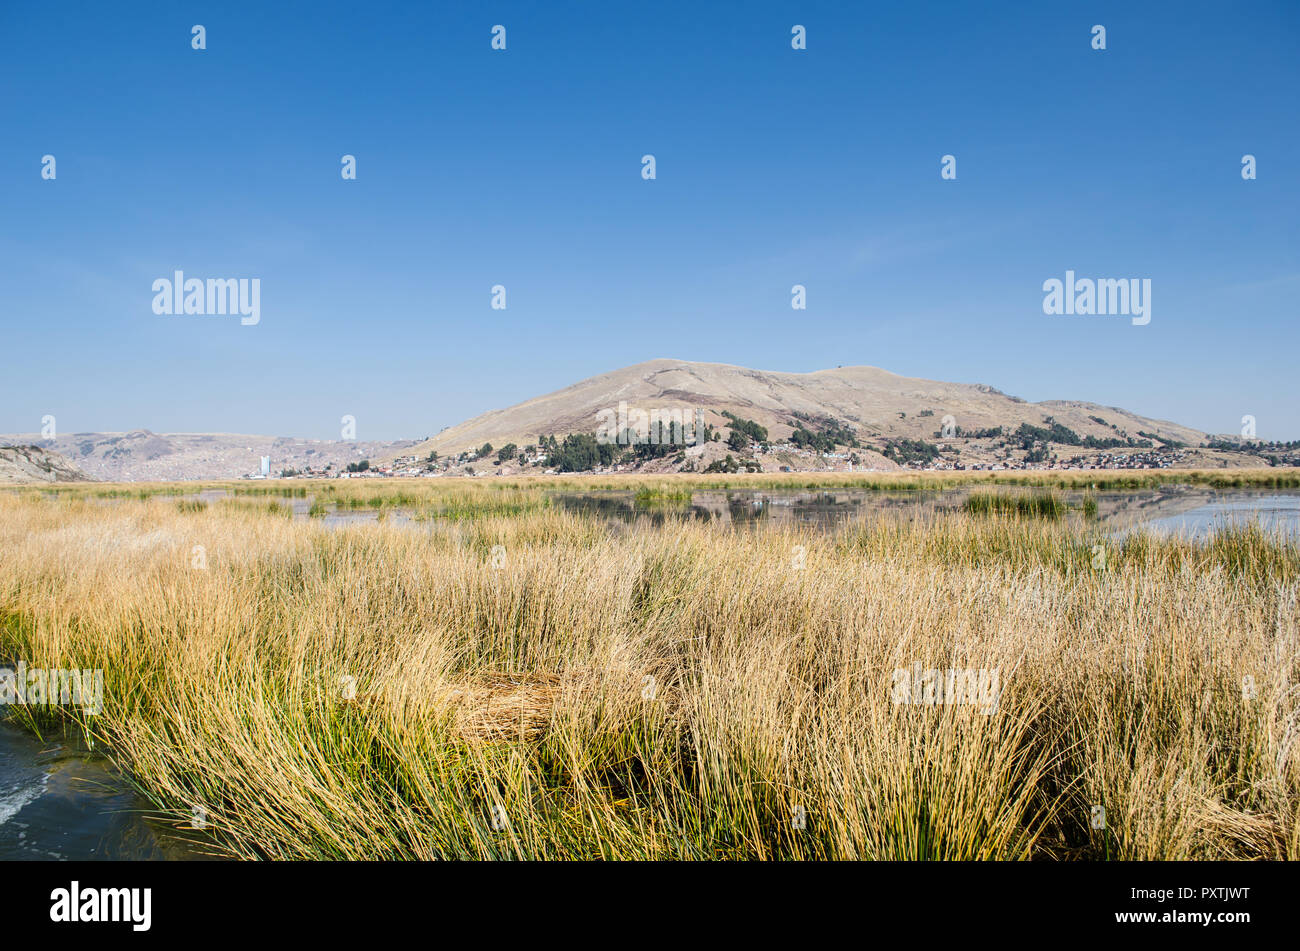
[553,486,1300,540]
[0,721,208,860]
[1125,492,1300,540]
[180,484,1300,540]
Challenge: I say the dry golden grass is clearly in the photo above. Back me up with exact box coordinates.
[0,482,1297,860]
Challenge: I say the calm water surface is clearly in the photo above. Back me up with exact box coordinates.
[554,486,1300,540]
[184,484,1300,540]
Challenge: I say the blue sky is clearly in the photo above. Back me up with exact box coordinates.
[1,0,1296,440]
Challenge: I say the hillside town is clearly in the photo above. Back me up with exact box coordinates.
[249,412,1276,480]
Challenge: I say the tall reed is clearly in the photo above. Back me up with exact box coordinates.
[0,486,1295,860]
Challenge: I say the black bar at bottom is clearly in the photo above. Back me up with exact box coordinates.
[4,859,1281,939]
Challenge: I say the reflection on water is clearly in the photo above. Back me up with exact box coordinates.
[163,485,1300,540]
[558,486,1300,540]
[1128,493,1300,540]
[0,722,210,861]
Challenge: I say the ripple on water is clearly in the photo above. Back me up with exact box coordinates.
[0,723,211,861]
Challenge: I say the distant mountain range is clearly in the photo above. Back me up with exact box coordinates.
[0,431,417,483]
[2,360,1271,482]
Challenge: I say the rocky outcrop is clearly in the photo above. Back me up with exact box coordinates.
[0,445,93,484]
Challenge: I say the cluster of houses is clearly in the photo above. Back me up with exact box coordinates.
[249,446,559,480]
[887,448,1193,473]
[244,434,1198,480]
[1059,449,1193,470]
[759,441,854,462]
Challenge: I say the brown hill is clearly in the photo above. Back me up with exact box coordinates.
[407,359,1207,461]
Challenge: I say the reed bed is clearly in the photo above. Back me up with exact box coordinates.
[964,490,1066,519]
[0,485,1296,860]
[22,465,1300,506]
